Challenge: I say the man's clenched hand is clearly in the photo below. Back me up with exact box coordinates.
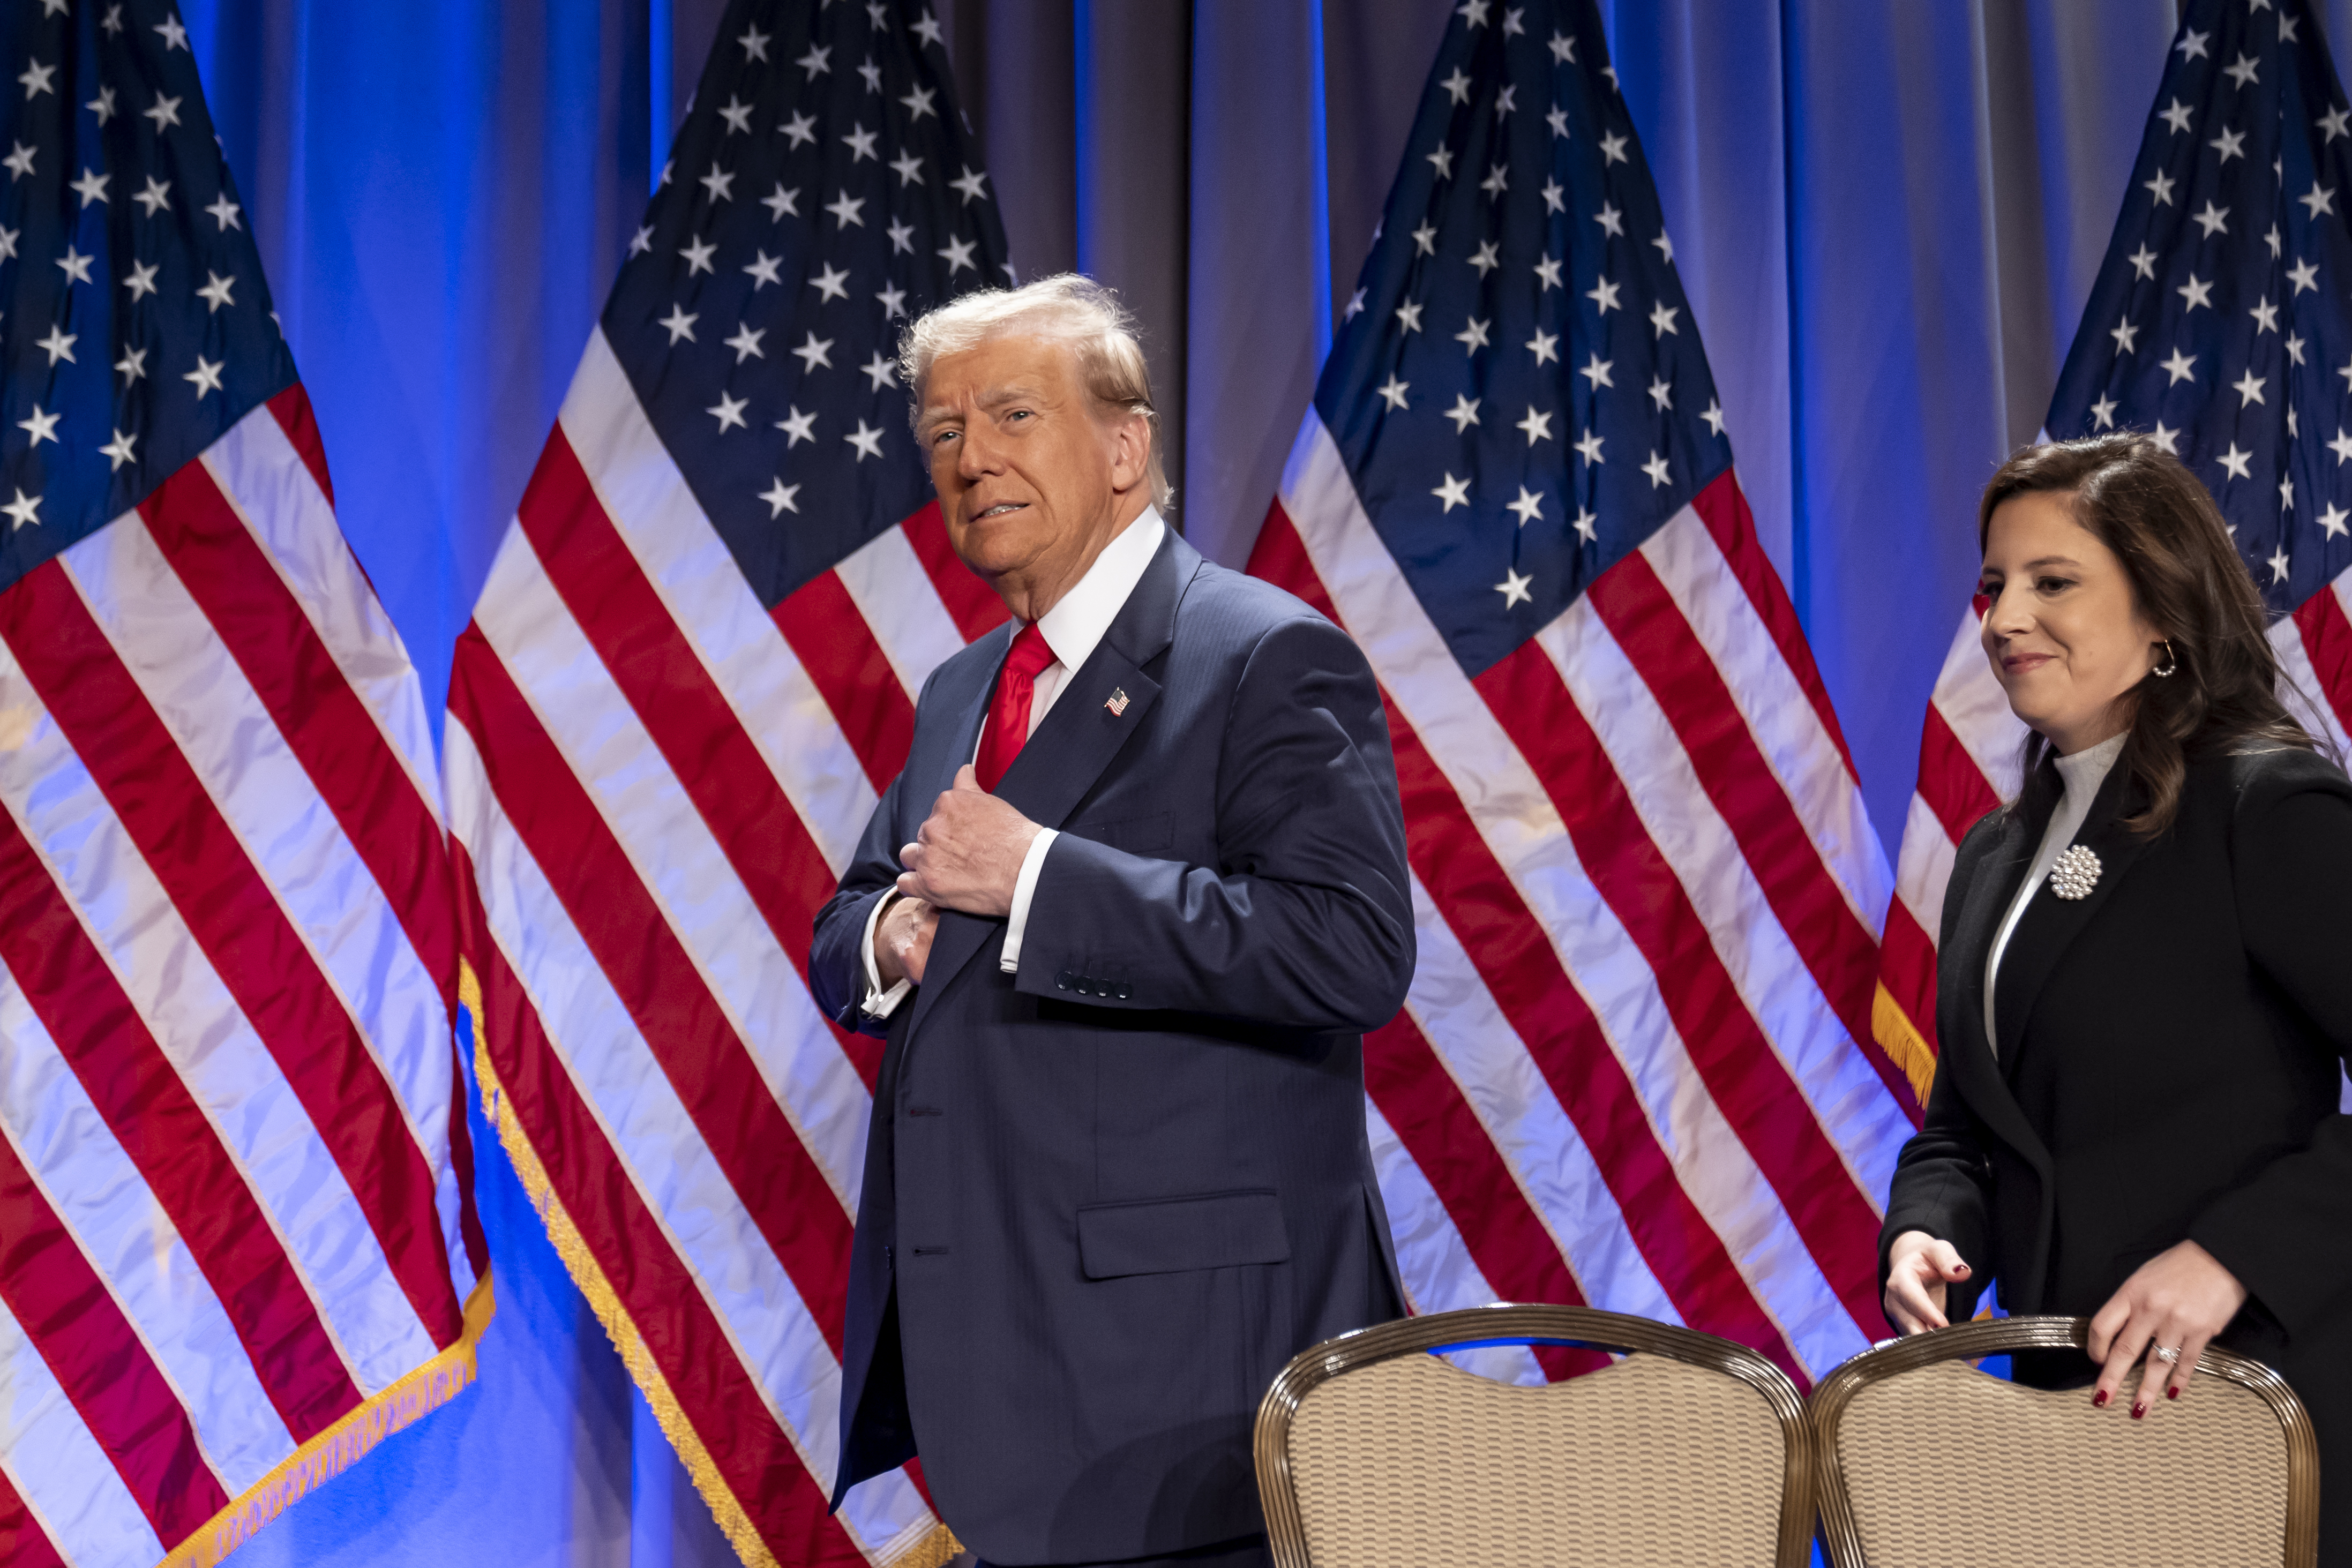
[896,764,1042,918]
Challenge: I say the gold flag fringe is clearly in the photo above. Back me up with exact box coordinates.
[156,1254,496,1568]
[1870,979,1939,1106]
[458,958,963,1568]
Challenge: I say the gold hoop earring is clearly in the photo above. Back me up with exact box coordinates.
[2152,640,2178,679]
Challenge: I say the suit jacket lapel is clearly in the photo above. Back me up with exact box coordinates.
[889,622,1007,1042]
[907,529,1200,1036]
[1991,759,2155,1067]
[990,529,1194,829]
[1938,800,2052,1176]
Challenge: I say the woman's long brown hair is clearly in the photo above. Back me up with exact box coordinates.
[1978,434,2316,836]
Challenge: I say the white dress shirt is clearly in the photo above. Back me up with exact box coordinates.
[859,507,1168,1018]
[1981,731,2125,1053]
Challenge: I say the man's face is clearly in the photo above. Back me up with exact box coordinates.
[919,334,1139,590]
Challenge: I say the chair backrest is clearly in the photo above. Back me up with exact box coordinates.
[1253,1303,1815,1568]
[1811,1316,2319,1568]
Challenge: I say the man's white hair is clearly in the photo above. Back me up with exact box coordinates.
[900,273,1173,514]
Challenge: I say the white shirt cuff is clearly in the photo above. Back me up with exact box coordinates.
[999,829,1058,973]
[859,890,913,1019]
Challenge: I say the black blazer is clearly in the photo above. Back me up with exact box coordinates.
[808,529,1414,1565]
[1884,745,2352,1561]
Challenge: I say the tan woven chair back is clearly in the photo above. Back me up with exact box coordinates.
[1811,1317,2319,1568]
[1256,1304,1814,1568]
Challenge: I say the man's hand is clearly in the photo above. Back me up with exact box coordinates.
[897,764,1042,918]
[1883,1229,1973,1335]
[874,895,939,986]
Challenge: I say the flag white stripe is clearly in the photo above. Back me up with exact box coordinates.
[197,409,445,827]
[467,530,872,1209]
[1402,870,1677,1326]
[0,992,291,1492]
[0,1294,164,1568]
[1361,1100,1547,1389]
[0,649,424,1389]
[2276,610,2352,755]
[58,518,455,1183]
[1280,413,1866,1375]
[1893,793,1961,943]
[1636,509,1893,927]
[198,407,478,1310]
[1534,599,1906,1211]
[1929,615,2027,799]
[836,522,968,704]
[557,331,877,874]
[441,721,932,1559]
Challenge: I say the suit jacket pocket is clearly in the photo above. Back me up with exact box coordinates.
[1076,1189,1290,1279]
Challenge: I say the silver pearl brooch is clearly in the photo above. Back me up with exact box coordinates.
[2049,844,2102,901]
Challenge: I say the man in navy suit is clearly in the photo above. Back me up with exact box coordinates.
[810,275,1414,1567]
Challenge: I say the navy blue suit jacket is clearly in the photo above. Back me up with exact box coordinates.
[809,529,1413,1564]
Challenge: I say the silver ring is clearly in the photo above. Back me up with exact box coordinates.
[2155,1345,2181,1366]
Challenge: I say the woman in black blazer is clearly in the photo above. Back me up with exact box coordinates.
[1883,434,2352,1563]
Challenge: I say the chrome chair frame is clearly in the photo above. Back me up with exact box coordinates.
[1252,1302,1817,1568]
[1809,1315,2319,1568]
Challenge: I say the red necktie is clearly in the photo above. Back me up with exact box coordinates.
[975,622,1055,792]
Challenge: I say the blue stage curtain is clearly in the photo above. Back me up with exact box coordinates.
[155,3,2352,1562]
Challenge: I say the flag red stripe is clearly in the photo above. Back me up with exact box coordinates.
[450,840,865,1566]
[0,807,364,1438]
[1688,474,1858,779]
[511,429,881,1092]
[1364,1012,1609,1381]
[137,464,458,1013]
[254,382,487,1285]
[900,501,1010,643]
[1879,899,1942,1061]
[1385,697,1806,1380]
[0,1116,230,1547]
[0,1467,65,1568]
[1474,643,1885,1338]
[1248,503,1805,1379]
[2293,590,2352,738]
[1244,500,1344,623]
[773,569,918,793]
[1917,703,2003,846]
[0,562,463,1347]
[447,628,855,1354]
[1586,550,1879,1049]
[264,385,336,510]
[446,1029,489,1280]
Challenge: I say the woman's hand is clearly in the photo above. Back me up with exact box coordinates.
[2086,1240,2247,1416]
[1884,1229,1973,1334]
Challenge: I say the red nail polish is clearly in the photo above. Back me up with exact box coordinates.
[2131,1403,2146,1420]
[2093,1390,2109,1408]
[2167,1387,2179,1401]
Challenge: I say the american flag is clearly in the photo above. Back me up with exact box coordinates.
[1245,0,1914,1387]
[0,3,484,1566]
[1876,0,2352,1100]
[443,1,1003,1563]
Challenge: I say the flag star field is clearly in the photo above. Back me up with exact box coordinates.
[1318,0,1728,678]
[604,0,1006,611]
[2051,0,2352,608]
[0,0,291,596]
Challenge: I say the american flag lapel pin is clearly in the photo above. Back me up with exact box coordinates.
[1105,687,1130,717]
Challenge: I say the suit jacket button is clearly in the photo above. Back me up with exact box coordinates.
[1057,970,1072,991]
[1115,983,1133,1000]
